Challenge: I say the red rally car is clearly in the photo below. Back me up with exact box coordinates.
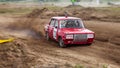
[44,16,95,48]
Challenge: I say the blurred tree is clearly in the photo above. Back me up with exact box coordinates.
[71,0,76,5]
[0,0,23,2]
[71,0,81,5]
[76,0,81,2]
[0,0,120,2]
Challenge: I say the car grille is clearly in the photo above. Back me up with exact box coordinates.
[74,34,88,42]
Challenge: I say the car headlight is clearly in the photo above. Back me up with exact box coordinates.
[87,34,94,38]
[66,34,73,39]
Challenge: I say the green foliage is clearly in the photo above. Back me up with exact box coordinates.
[103,64,108,68]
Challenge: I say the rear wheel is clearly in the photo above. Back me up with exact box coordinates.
[59,38,67,48]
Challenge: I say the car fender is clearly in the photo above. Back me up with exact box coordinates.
[57,30,65,41]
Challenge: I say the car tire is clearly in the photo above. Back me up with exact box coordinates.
[59,38,67,48]
[46,32,50,41]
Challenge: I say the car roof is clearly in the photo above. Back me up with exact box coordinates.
[52,16,81,20]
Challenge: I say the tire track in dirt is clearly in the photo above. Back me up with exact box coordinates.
[26,38,120,68]
[8,16,119,68]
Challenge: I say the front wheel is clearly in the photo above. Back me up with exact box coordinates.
[86,43,92,46]
[59,38,67,48]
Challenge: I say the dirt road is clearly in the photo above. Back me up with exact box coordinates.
[0,6,120,68]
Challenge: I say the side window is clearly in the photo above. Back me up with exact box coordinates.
[60,20,67,28]
[54,20,58,28]
[50,19,55,27]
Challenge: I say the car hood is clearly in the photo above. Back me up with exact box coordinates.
[60,28,94,34]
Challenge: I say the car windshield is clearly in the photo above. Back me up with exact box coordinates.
[60,19,84,28]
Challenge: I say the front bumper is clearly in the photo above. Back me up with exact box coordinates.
[63,38,94,45]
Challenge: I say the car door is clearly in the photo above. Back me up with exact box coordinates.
[48,19,55,39]
[53,20,59,40]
